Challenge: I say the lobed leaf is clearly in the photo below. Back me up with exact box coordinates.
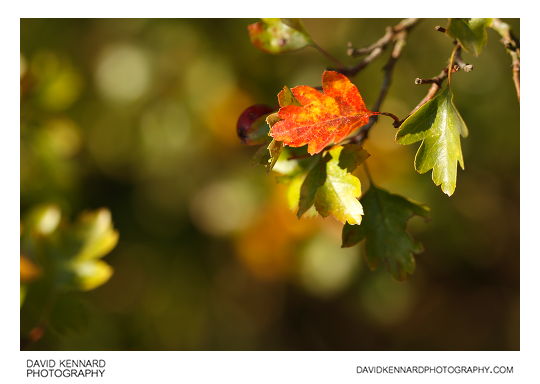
[342,185,429,280]
[298,146,364,224]
[396,87,468,196]
[270,71,377,155]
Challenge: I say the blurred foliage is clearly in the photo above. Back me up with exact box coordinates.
[248,19,312,54]
[20,205,117,346]
[21,18,519,350]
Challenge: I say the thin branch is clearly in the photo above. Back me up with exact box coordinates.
[337,18,420,77]
[397,44,473,126]
[349,28,411,144]
[454,45,473,72]
[491,18,520,101]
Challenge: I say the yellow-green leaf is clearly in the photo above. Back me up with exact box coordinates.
[396,87,468,196]
[73,209,119,261]
[298,146,364,224]
[70,259,114,291]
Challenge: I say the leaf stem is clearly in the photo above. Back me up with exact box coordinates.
[338,18,420,77]
[447,44,459,86]
[347,25,412,144]
[397,43,473,127]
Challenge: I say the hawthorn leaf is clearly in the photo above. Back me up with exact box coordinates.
[342,185,429,280]
[447,18,493,56]
[270,70,377,155]
[396,87,468,196]
[248,18,312,54]
[298,146,364,224]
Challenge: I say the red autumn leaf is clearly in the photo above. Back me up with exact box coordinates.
[269,70,378,155]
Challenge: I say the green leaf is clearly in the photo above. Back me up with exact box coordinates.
[248,18,312,54]
[447,18,493,56]
[287,173,317,218]
[298,155,327,218]
[277,85,302,107]
[298,146,364,224]
[342,185,429,280]
[338,144,370,172]
[396,87,468,196]
[266,138,283,172]
[251,140,272,166]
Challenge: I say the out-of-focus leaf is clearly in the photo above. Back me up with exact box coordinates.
[69,259,114,291]
[251,141,272,166]
[342,185,429,280]
[270,71,377,154]
[21,205,118,293]
[248,18,312,54]
[20,285,27,307]
[237,104,274,145]
[72,209,119,261]
[26,204,61,236]
[338,143,370,172]
[298,146,363,224]
[447,18,493,56]
[396,87,468,196]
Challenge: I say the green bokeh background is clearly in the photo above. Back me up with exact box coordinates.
[21,18,519,350]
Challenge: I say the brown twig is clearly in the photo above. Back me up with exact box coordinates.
[396,43,474,126]
[337,18,420,77]
[454,45,473,72]
[349,28,411,144]
[491,18,520,101]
